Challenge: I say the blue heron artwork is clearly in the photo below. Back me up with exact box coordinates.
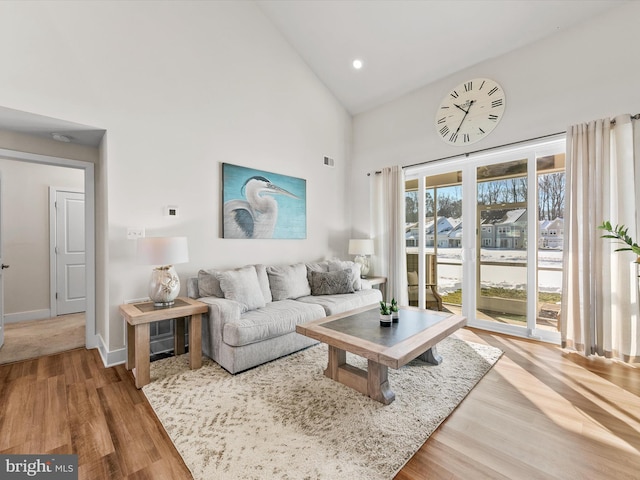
[222,163,307,239]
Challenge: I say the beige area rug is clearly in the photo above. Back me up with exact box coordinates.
[0,313,85,365]
[143,336,502,479]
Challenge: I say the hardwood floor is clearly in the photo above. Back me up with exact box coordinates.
[0,348,191,479]
[0,329,638,479]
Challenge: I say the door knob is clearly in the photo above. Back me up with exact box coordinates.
[1,264,9,269]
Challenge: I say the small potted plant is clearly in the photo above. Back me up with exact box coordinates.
[390,298,399,322]
[379,301,392,327]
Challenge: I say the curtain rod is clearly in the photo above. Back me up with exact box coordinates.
[367,113,640,175]
[367,130,564,176]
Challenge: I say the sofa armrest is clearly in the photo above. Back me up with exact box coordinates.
[199,296,242,362]
[199,297,242,325]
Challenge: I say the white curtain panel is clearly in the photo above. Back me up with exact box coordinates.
[370,166,408,306]
[562,114,640,362]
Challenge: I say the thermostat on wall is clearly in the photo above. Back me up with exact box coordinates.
[166,205,179,217]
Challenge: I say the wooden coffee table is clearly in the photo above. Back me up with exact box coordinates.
[296,304,466,404]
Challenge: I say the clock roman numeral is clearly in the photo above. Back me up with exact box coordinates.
[449,132,459,143]
[479,127,486,134]
[440,125,450,137]
[450,90,459,99]
[489,114,499,121]
[437,117,446,124]
[464,81,472,92]
[463,133,470,143]
[488,86,499,96]
[479,80,486,90]
[492,99,503,108]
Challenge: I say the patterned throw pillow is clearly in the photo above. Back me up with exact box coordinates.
[327,260,362,291]
[310,270,355,296]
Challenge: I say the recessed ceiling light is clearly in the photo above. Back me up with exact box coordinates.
[51,133,71,143]
[352,59,363,70]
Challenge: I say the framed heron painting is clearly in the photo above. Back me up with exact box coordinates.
[222,163,307,239]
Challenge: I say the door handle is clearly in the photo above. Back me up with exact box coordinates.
[1,264,9,269]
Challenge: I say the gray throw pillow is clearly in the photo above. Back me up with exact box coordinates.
[197,269,223,298]
[305,261,329,284]
[267,263,311,300]
[216,266,266,312]
[328,260,362,291]
[310,270,355,296]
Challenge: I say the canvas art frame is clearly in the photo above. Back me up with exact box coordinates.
[222,163,307,239]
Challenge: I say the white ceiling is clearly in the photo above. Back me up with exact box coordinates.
[257,0,628,115]
[0,1,627,146]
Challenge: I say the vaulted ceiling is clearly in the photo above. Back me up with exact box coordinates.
[0,1,627,146]
[258,0,628,114]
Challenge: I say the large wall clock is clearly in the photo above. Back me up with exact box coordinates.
[435,77,506,146]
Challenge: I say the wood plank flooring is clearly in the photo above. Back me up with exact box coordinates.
[0,328,638,479]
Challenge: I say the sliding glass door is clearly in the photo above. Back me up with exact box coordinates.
[405,137,564,343]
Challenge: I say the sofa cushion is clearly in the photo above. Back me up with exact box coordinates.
[296,288,382,316]
[198,269,223,298]
[327,260,362,291]
[267,263,311,300]
[217,266,266,313]
[222,300,325,347]
[310,270,355,296]
[408,270,419,286]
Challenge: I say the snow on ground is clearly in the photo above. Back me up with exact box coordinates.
[411,248,563,294]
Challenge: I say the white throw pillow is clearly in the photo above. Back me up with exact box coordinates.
[217,266,266,313]
[267,263,311,301]
[254,264,273,303]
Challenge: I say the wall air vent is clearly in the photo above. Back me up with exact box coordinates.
[323,156,335,167]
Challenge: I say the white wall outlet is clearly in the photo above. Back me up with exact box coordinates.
[127,227,145,240]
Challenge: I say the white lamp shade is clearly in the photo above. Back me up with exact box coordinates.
[348,239,374,256]
[137,236,189,266]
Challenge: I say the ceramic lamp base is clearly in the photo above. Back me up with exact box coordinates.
[149,265,180,307]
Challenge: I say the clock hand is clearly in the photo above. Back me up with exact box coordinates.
[453,103,469,114]
[454,100,475,133]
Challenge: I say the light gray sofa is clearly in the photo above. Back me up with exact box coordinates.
[186,260,383,374]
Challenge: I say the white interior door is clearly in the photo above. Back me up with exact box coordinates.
[0,173,4,349]
[55,190,86,315]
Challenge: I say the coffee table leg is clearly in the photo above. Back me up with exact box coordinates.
[418,345,443,365]
[325,345,346,379]
[368,360,395,405]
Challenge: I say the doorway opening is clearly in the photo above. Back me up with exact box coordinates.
[0,149,96,361]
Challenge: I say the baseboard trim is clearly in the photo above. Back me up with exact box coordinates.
[4,309,53,324]
[96,334,127,368]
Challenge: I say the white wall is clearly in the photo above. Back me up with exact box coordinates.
[0,1,351,357]
[350,2,640,238]
[0,158,84,318]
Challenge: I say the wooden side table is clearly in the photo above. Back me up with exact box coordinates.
[119,297,208,388]
[363,276,387,300]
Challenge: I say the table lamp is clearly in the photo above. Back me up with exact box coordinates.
[348,239,374,278]
[137,236,189,306]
